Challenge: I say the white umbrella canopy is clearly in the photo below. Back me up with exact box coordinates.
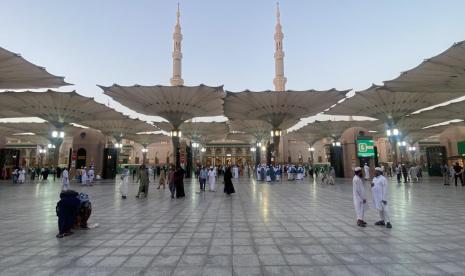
[293,120,378,139]
[403,123,454,144]
[384,41,465,94]
[125,133,170,147]
[0,90,124,128]
[373,116,450,136]
[80,118,159,140]
[408,99,465,120]
[326,85,462,124]
[0,47,70,89]
[225,132,256,144]
[228,120,272,141]
[180,122,229,140]
[286,131,325,146]
[0,122,80,142]
[224,89,348,130]
[100,84,226,128]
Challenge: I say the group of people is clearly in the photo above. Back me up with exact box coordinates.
[441,162,465,186]
[75,166,95,186]
[11,167,26,183]
[353,166,393,229]
[256,164,282,182]
[198,166,217,192]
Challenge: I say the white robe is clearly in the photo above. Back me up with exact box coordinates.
[287,167,293,180]
[81,170,88,185]
[88,169,94,184]
[364,165,370,180]
[256,167,261,181]
[62,169,69,190]
[353,175,367,220]
[17,169,26,183]
[233,167,239,179]
[372,175,389,210]
[120,169,129,196]
[208,170,216,191]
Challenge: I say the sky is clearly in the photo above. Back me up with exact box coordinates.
[1,0,465,124]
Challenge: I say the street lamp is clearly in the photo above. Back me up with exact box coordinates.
[141,147,148,164]
[331,141,341,147]
[308,147,315,164]
[201,147,206,153]
[250,147,256,152]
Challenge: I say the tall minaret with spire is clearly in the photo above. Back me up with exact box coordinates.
[273,2,286,91]
[170,3,184,86]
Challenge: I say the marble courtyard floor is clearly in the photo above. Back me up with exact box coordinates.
[1,175,465,276]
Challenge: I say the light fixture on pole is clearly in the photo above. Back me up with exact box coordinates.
[141,148,149,153]
[386,128,399,137]
[397,141,407,147]
[250,147,256,152]
[200,147,206,153]
[331,141,341,147]
[170,130,182,137]
[256,142,262,147]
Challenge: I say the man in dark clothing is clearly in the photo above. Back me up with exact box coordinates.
[453,162,463,186]
[56,190,81,238]
[174,166,185,198]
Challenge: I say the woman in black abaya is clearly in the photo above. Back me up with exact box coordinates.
[224,166,235,196]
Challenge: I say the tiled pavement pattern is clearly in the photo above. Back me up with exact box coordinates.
[1,175,465,275]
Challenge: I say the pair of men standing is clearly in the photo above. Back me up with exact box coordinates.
[353,166,392,228]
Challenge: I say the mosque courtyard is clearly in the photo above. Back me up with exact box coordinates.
[1,176,465,276]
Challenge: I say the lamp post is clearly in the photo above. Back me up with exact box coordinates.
[386,127,400,163]
[141,147,148,164]
[308,147,315,164]
[38,147,47,167]
[397,140,407,163]
[192,142,200,173]
[270,130,282,164]
[255,141,262,167]
[408,146,416,163]
[49,129,64,167]
[170,129,182,167]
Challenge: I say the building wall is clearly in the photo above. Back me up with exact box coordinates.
[71,129,106,175]
[440,126,465,158]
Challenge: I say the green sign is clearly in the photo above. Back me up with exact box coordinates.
[458,141,465,156]
[357,139,375,157]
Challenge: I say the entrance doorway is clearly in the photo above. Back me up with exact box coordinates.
[76,148,87,169]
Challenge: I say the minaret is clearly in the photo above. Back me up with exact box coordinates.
[170,3,184,86]
[273,2,286,91]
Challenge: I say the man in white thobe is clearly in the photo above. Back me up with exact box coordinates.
[208,167,216,192]
[88,167,95,186]
[62,168,69,191]
[120,166,129,199]
[81,167,88,186]
[372,167,392,228]
[353,167,367,227]
[233,166,239,179]
[363,163,370,180]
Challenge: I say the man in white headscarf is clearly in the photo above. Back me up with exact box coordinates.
[353,167,367,227]
[208,166,216,192]
[372,167,392,228]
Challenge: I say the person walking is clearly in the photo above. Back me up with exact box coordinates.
[199,166,208,192]
[120,166,129,199]
[136,165,149,198]
[453,162,463,186]
[441,164,450,186]
[208,166,217,192]
[372,167,392,228]
[224,166,235,196]
[353,167,368,227]
[62,167,70,191]
[157,166,166,189]
[174,166,185,198]
[401,164,408,183]
[363,163,370,181]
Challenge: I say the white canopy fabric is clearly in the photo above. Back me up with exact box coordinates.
[0,90,123,128]
[80,118,158,139]
[384,41,465,94]
[409,99,465,120]
[326,85,462,124]
[285,131,325,146]
[373,117,450,135]
[228,120,272,141]
[292,120,378,139]
[126,133,170,147]
[224,89,348,130]
[180,122,228,140]
[0,122,78,140]
[0,47,70,89]
[403,124,454,144]
[225,132,255,144]
[100,84,225,128]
